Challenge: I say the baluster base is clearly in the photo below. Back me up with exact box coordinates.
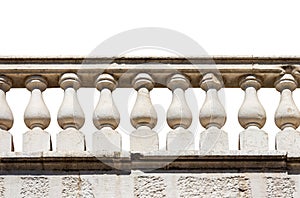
[57,128,85,151]
[239,128,268,151]
[92,127,121,152]
[23,128,51,152]
[130,126,158,152]
[0,130,13,152]
[200,126,229,153]
[276,128,300,151]
[167,128,194,151]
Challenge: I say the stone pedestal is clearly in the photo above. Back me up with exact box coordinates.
[57,128,85,151]
[167,128,194,151]
[130,126,158,152]
[239,127,268,151]
[276,128,300,151]
[200,126,228,153]
[23,128,51,152]
[0,130,12,152]
[93,127,121,152]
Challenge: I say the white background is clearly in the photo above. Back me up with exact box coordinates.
[0,0,299,151]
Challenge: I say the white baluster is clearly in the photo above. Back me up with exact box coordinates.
[57,73,85,151]
[0,76,14,152]
[23,76,51,152]
[199,73,228,153]
[166,74,193,151]
[93,74,121,152]
[130,73,158,152]
[275,73,300,151]
[238,75,268,151]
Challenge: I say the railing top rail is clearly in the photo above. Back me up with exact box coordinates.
[1,56,300,64]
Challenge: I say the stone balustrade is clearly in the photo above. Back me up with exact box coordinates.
[1,57,300,155]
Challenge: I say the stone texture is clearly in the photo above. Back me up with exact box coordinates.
[62,176,94,198]
[239,127,268,151]
[177,176,251,198]
[200,126,229,153]
[92,127,121,152]
[134,176,166,198]
[167,128,194,151]
[23,128,51,152]
[0,130,12,152]
[266,177,296,198]
[276,128,300,151]
[57,128,85,151]
[20,177,49,198]
[130,126,158,152]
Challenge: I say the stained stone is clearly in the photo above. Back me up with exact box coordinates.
[23,128,51,152]
[56,128,85,151]
[200,126,228,153]
[276,127,300,151]
[167,128,194,151]
[130,126,158,152]
[239,127,268,151]
[92,127,121,152]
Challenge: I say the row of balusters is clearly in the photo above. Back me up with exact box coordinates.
[0,72,298,153]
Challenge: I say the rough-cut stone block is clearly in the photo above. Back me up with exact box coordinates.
[92,128,121,152]
[0,130,12,152]
[57,128,85,151]
[200,127,228,153]
[130,127,158,152]
[167,128,194,151]
[239,128,268,151]
[134,176,166,197]
[276,129,300,151]
[23,128,51,152]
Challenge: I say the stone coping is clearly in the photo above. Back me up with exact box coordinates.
[0,150,297,173]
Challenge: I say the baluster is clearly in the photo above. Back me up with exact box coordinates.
[166,74,193,151]
[199,73,228,153]
[130,73,158,152]
[0,76,13,152]
[238,75,268,151]
[93,74,121,152]
[57,73,85,151]
[275,73,300,151]
[23,76,51,152]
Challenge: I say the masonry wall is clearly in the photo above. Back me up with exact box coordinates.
[0,172,298,197]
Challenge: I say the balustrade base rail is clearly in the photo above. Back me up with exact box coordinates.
[0,151,297,173]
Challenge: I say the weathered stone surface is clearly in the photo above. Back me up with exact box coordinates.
[266,177,296,197]
[57,128,85,151]
[23,128,51,152]
[0,130,12,152]
[276,128,300,151]
[93,127,121,152]
[177,176,251,198]
[200,126,228,153]
[130,126,158,152]
[167,128,194,151]
[61,176,94,198]
[134,176,166,198]
[239,127,268,151]
[20,177,49,198]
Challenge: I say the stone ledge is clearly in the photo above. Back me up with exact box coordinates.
[0,151,292,173]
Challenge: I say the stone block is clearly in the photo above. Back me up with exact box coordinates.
[167,128,194,151]
[276,128,300,151]
[92,127,121,152]
[200,126,228,153]
[130,126,158,152]
[0,130,12,152]
[239,128,268,151]
[56,128,85,151]
[23,128,51,152]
